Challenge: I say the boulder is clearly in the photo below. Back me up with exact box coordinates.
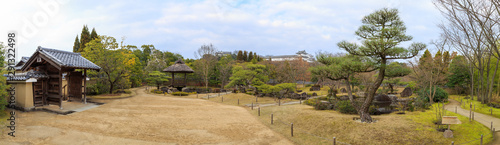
[373,94,392,107]
[400,87,412,97]
[312,92,318,96]
[309,85,321,91]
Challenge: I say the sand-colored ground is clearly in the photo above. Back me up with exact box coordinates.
[0,88,292,145]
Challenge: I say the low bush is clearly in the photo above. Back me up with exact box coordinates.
[336,100,357,114]
[172,92,189,96]
[314,100,331,110]
[305,84,313,87]
[417,87,449,103]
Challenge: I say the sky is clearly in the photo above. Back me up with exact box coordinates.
[0,0,444,61]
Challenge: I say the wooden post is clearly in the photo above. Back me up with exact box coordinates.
[492,122,493,131]
[84,69,87,104]
[491,107,493,115]
[238,99,240,105]
[279,99,281,106]
[300,98,302,104]
[333,137,336,145]
[470,103,472,121]
[222,96,224,102]
[481,134,483,145]
[271,113,274,124]
[258,107,260,116]
[59,71,63,109]
[291,123,293,137]
[256,96,258,102]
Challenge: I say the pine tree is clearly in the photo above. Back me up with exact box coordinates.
[237,50,243,61]
[73,35,80,52]
[90,27,98,40]
[434,50,443,69]
[253,52,257,61]
[79,25,91,52]
[248,51,253,61]
[243,51,248,62]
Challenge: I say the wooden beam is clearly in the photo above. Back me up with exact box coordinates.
[84,69,87,104]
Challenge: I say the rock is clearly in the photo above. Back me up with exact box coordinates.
[400,87,412,97]
[312,92,317,96]
[374,94,392,107]
[309,85,321,91]
[443,129,453,138]
[339,95,356,101]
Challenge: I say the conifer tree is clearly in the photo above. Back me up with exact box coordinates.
[243,51,248,62]
[73,35,80,52]
[248,51,254,61]
[90,27,98,40]
[79,25,91,52]
[237,50,243,61]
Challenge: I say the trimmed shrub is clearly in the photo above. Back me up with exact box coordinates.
[172,92,189,96]
[336,100,357,114]
[314,100,330,110]
[417,87,449,102]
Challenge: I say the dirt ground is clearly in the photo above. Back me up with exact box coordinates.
[0,88,292,145]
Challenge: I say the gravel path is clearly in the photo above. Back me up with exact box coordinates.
[0,88,292,145]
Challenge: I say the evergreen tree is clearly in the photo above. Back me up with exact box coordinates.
[90,27,98,40]
[237,50,243,61]
[419,49,433,67]
[248,51,254,61]
[253,52,258,61]
[79,25,91,52]
[73,35,80,52]
[337,8,425,122]
[243,51,248,62]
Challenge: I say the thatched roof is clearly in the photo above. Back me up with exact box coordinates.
[162,59,194,73]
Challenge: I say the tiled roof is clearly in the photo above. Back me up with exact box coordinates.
[5,70,48,81]
[35,46,101,70]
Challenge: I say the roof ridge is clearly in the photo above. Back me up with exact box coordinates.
[38,46,81,55]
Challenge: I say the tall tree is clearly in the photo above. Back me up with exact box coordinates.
[79,25,91,52]
[90,27,98,40]
[237,50,243,61]
[217,55,234,89]
[337,8,425,122]
[248,51,254,61]
[243,51,248,62]
[434,0,500,103]
[447,55,470,94]
[73,35,80,52]
[194,44,217,89]
[82,36,139,94]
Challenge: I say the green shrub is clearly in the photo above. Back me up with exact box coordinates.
[314,100,330,110]
[417,87,448,103]
[305,84,313,87]
[304,99,316,106]
[172,92,189,96]
[124,90,132,94]
[246,92,254,95]
[336,100,357,114]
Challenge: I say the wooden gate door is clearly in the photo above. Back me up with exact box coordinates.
[68,72,83,101]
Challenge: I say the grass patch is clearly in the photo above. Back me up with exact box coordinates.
[247,103,492,145]
[450,95,500,119]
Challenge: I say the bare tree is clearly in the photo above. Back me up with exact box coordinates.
[434,0,500,103]
[194,44,218,89]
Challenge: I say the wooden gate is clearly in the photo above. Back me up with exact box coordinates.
[68,72,82,101]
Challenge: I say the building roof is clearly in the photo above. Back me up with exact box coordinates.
[21,46,101,71]
[162,59,194,73]
[5,70,48,81]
